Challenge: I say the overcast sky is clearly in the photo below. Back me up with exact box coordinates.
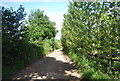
[0,0,70,40]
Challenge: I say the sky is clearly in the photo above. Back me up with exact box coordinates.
[0,0,70,40]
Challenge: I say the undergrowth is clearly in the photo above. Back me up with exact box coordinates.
[68,51,111,79]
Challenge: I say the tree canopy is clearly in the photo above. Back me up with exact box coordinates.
[27,9,57,42]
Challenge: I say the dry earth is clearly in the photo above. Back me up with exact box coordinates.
[5,50,81,80]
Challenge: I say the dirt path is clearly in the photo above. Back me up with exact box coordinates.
[6,50,81,80]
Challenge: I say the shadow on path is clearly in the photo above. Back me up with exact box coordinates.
[3,51,81,81]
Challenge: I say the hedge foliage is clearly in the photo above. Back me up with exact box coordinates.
[62,1,120,79]
[2,6,57,77]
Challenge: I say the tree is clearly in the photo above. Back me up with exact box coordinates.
[27,9,57,43]
[2,5,26,65]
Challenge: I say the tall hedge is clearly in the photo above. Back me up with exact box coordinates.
[62,1,120,79]
[2,6,57,77]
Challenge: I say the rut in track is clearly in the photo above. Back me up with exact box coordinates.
[6,50,81,80]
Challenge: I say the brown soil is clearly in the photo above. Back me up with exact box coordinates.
[6,50,81,80]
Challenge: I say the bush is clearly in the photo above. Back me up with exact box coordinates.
[43,39,54,54]
[54,40,62,50]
